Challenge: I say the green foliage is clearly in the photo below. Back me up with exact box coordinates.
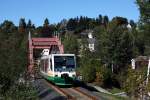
[103,16,109,27]
[19,18,26,33]
[63,32,79,55]
[0,20,37,99]
[94,18,134,73]
[79,48,93,82]
[146,79,150,92]
[0,32,27,94]
[1,83,38,100]
[67,18,78,31]
[43,18,49,27]
[123,67,147,98]
[26,19,35,33]
[79,47,103,83]
[81,61,96,82]
[95,64,110,86]
[136,0,150,55]
[136,0,150,24]
[0,20,17,33]
[66,15,109,33]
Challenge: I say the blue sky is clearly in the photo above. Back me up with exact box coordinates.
[0,0,139,26]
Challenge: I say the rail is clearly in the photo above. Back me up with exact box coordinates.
[73,87,98,100]
[44,80,76,100]
[45,80,98,100]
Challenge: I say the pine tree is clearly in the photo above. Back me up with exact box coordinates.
[27,20,32,29]
[98,14,102,24]
[103,16,109,27]
[18,18,26,33]
[41,18,54,37]
[43,18,49,27]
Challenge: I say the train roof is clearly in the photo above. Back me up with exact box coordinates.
[51,54,75,56]
[40,53,75,59]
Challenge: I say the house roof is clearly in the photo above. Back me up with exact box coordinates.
[87,38,96,44]
[133,56,150,61]
[80,30,93,35]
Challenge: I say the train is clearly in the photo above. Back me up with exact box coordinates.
[39,49,77,85]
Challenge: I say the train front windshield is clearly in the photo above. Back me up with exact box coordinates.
[54,56,75,72]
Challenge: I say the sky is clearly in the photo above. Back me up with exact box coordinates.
[0,0,140,26]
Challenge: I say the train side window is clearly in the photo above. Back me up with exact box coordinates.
[43,60,45,72]
[41,60,44,71]
[50,59,52,70]
[45,59,48,72]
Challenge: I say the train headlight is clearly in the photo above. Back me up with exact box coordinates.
[55,75,58,77]
[69,68,72,72]
[72,74,76,77]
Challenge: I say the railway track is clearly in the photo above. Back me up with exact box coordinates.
[72,87,98,100]
[44,80,98,100]
[61,87,98,100]
[45,80,75,99]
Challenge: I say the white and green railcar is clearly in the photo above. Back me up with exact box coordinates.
[39,53,76,85]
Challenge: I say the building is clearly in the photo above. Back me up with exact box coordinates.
[87,32,95,52]
[80,30,96,52]
[131,56,149,69]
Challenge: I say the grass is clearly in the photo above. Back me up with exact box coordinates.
[98,87,129,100]
[107,87,123,94]
[96,92,129,100]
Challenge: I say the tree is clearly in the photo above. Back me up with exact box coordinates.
[57,19,67,32]
[136,0,150,55]
[0,20,17,33]
[79,48,96,82]
[27,20,32,29]
[100,18,134,73]
[43,18,49,27]
[98,14,103,25]
[18,18,26,33]
[136,0,150,24]
[0,32,27,92]
[93,25,106,59]
[124,67,147,99]
[66,18,77,31]
[80,60,96,82]
[26,19,35,33]
[63,32,78,55]
[92,19,134,87]
[41,18,55,37]
[0,20,37,99]
[103,15,109,27]
[122,1,150,99]
[129,20,136,28]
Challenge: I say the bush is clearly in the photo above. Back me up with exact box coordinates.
[2,83,38,100]
[81,63,96,82]
[123,67,147,98]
